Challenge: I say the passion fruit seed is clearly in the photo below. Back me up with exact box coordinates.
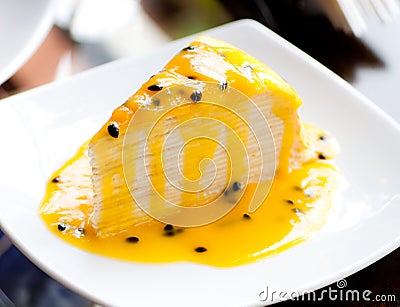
[292,208,304,215]
[319,135,328,141]
[195,246,207,253]
[182,46,197,51]
[77,227,84,233]
[75,228,85,237]
[286,199,294,205]
[190,90,202,103]
[232,182,242,191]
[126,236,139,243]
[147,84,163,91]
[57,222,68,232]
[318,153,326,160]
[52,176,60,183]
[187,76,196,80]
[164,224,173,231]
[243,214,251,220]
[219,81,228,91]
[107,122,119,138]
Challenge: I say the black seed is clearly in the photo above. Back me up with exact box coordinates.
[149,74,156,79]
[293,186,302,191]
[126,236,139,243]
[107,122,119,138]
[243,213,251,219]
[182,45,197,51]
[286,199,294,205]
[195,246,207,253]
[147,84,163,91]
[152,98,160,106]
[52,176,60,183]
[57,223,67,232]
[187,76,196,80]
[232,182,242,191]
[219,81,227,91]
[190,90,202,103]
[164,224,174,231]
[292,208,304,215]
[319,135,328,141]
[75,227,85,237]
[318,153,326,160]
[224,189,229,196]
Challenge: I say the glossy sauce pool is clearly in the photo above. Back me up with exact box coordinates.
[39,124,339,267]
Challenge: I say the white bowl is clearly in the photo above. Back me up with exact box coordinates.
[0,0,54,84]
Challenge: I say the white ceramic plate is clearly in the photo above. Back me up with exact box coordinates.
[0,0,54,84]
[0,20,399,306]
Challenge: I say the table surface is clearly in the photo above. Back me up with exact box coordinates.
[0,1,399,306]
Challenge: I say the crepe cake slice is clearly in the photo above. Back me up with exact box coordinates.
[89,35,305,237]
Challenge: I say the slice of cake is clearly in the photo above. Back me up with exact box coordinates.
[89,35,304,237]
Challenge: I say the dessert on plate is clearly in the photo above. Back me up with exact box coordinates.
[40,35,340,267]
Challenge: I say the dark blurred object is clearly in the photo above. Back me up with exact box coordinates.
[218,0,384,81]
[0,27,74,99]
[0,80,17,100]
[0,230,91,307]
[142,0,232,38]
[216,0,400,122]
[0,288,13,307]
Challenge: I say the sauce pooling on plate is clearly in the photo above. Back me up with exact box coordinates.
[39,124,339,267]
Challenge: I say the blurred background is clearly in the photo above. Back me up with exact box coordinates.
[1,0,399,306]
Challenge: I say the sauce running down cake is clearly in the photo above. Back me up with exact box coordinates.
[40,35,340,266]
